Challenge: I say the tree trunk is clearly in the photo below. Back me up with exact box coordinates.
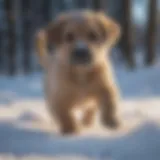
[21,0,33,73]
[33,0,45,29]
[42,0,52,24]
[145,0,158,66]
[58,0,66,12]
[4,0,16,75]
[76,0,88,8]
[0,0,3,71]
[92,0,105,10]
[120,0,135,68]
[0,28,3,72]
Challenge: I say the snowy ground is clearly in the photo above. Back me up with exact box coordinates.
[1,64,160,160]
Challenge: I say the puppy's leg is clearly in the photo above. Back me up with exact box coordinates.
[57,108,80,134]
[98,84,120,129]
[82,106,97,127]
[51,97,80,135]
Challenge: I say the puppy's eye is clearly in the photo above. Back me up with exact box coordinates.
[65,32,75,43]
[88,31,98,42]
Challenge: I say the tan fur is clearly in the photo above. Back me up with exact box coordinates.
[35,10,121,135]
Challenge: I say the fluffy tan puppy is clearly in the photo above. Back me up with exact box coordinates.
[35,10,121,135]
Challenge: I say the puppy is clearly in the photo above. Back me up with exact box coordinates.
[35,10,121,134]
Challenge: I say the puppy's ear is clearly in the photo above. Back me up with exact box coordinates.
[35,29,48,68]
[46,15,68,46]
[35,16,67,68]
[96,12,121,49]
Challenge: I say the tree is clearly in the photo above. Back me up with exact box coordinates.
[42,0,52,24]
[20,0,33,73]
[145,0,158,66]
[4,0,16,75]
[119,0,135,68]
[76,0,88,8]
[92,0,106,10]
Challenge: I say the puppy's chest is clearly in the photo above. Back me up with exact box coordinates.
[69,69,98,87]
[70,76,99,100]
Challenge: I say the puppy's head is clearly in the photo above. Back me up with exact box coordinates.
[36,10,120,69]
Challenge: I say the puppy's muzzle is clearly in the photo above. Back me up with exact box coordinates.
[70,42,91,65]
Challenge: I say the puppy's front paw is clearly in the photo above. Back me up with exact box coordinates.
[60,125,81,135]
[102,116,121,129]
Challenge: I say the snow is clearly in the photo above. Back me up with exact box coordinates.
[0,64,160,160]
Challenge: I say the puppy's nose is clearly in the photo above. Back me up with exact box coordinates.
[71,43,91,64]
[74,47,90,58]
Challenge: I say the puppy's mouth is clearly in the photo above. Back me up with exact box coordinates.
[70,55,92,66]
